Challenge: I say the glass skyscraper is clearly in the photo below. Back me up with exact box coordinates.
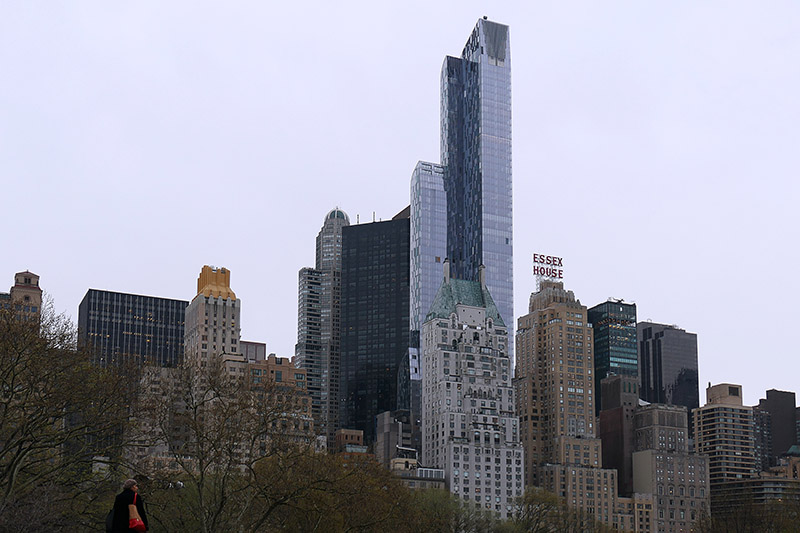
[409,162,447,452]
[588,300,638,413]
[409,161,447,373]
[340,214,410,444]
[637,321,699,432]
[440,18,513,357]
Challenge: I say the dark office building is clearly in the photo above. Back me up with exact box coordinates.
[598,374,639,496]
[796,407,800,446]
[339,213,410,444]
[637,322,700,434]
[588,300,638,413]
[753,406,774,472]
[78,289,188,367]
[757,389,798,463]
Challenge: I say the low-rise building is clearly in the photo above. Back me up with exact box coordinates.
[768,445,800,479]
[1,270,42,319]
[390,456,446,491]
[375,410,414,467]
[711,477,800,516]
[334,428,368,454]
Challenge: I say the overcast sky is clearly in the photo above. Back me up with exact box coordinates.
[2,2,798,406]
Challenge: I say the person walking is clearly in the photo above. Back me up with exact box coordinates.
[110,478,149,532]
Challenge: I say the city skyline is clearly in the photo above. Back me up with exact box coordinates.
[2,2,799,406]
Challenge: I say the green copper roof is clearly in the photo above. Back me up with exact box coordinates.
[425,277,505,327]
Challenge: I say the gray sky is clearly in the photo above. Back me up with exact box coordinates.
[2,2,798,406]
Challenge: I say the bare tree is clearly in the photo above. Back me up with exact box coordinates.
[133,354,315,532]
[506,486,561,532]
[0,301,132,530]
[696,492,800,533]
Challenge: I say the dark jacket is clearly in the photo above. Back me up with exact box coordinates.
[111,488,148,532]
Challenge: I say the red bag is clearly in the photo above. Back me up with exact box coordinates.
[128,492,146,532]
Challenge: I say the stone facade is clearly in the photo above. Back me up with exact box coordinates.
[421,265,523,519]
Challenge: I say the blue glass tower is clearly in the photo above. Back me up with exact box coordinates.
[410,161,447,364]
[441,19,513,356]
[409,162,447,451]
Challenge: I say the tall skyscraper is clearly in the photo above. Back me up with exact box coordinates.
[753,405,773,472]
[598,374,640,496]
[796,407,800,445]
[184,266,241,366]
[441,18,513,358]
[78,289,187,367]
[410,161,447,370]
[757,389,798,463]
[693,383,756,486]
[515,281,631,528]
[421,262,523,519]
[296,269,323,407]
[408,162,447,451]
[638,322,700,429]
[296,208,349,444]
[515,281,596,485]
[588,300,638,413]
[339,212,410,443]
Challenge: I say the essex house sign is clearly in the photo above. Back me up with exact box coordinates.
[532,253,564,280]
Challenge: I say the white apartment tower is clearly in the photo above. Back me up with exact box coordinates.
[421,262,523,519]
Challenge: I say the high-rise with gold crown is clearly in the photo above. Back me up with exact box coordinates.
[184,265,241,366]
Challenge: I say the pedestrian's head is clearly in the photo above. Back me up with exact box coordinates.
[123,479,138,491]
